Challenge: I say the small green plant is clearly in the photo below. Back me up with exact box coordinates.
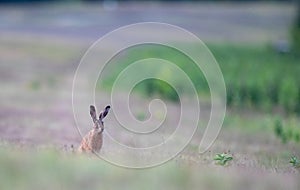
[289,156,300,168]
[213,153,233,166]
[28,80,41,91]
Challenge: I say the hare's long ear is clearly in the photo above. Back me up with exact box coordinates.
[99,105,111,120]
[90,105,97,123]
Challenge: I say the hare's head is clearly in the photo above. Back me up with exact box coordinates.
[90,105,111,131]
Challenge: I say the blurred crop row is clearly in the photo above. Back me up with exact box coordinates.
[99,44,300,114]
[214,45,300,114]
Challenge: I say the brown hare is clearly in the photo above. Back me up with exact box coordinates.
[78,105,111,153]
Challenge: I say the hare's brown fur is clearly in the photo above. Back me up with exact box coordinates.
[78,128,103,153]
[78,105,110,153]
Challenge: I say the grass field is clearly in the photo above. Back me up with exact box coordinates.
[0,34,299,189]
[0,147,299,190]
[0,2,299,190]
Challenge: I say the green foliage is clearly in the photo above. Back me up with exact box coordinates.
[289,156,300,168]
[99,44,205,102]
[278,78,299,113]
[213,153,233,166]
[100,44,300,113]
[210,45,300,113]
[274,118,287,144]
[144,79,180,102]
[136,112,146,121]
[273,117,300,144]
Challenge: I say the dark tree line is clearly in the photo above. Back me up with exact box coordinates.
[292,0,300,52]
